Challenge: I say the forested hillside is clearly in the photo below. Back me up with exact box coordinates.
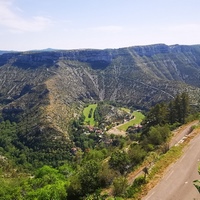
[0,92,199,199]
[0,44,200,199]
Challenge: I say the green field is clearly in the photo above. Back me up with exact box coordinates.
[83,104,97,126]
[118,111,145,131]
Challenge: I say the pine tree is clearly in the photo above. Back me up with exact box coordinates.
[168,101,176,124]
[180,92,189,123]
[174,94,182,123]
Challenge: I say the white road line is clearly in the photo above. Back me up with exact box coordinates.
[166,170,174,180]
[189,143,195,150]
[145,191,155,200]
[179,154,186,163]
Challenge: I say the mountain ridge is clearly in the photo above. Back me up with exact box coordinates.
[1,43,200,163]
[1,43,200,54]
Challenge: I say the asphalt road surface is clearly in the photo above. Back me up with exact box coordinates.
[169,121,198,148]
[142,133,200,200]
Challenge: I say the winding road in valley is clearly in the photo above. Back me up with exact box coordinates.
[142,128,200,200]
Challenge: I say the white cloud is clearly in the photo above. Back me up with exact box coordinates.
[90,25,123,32]
[0,0,52,32]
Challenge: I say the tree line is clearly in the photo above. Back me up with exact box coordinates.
[142,92,190,132]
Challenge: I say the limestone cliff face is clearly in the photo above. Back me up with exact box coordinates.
[1,44,200,118]
[1,44,200,155]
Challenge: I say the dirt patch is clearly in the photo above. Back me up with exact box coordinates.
[107,127,126,136]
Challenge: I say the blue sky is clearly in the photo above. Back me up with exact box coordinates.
[1,0,200,51]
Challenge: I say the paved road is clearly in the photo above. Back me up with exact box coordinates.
[142,133,200,200]
[169,121,198,148]
[128,121,199,185]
